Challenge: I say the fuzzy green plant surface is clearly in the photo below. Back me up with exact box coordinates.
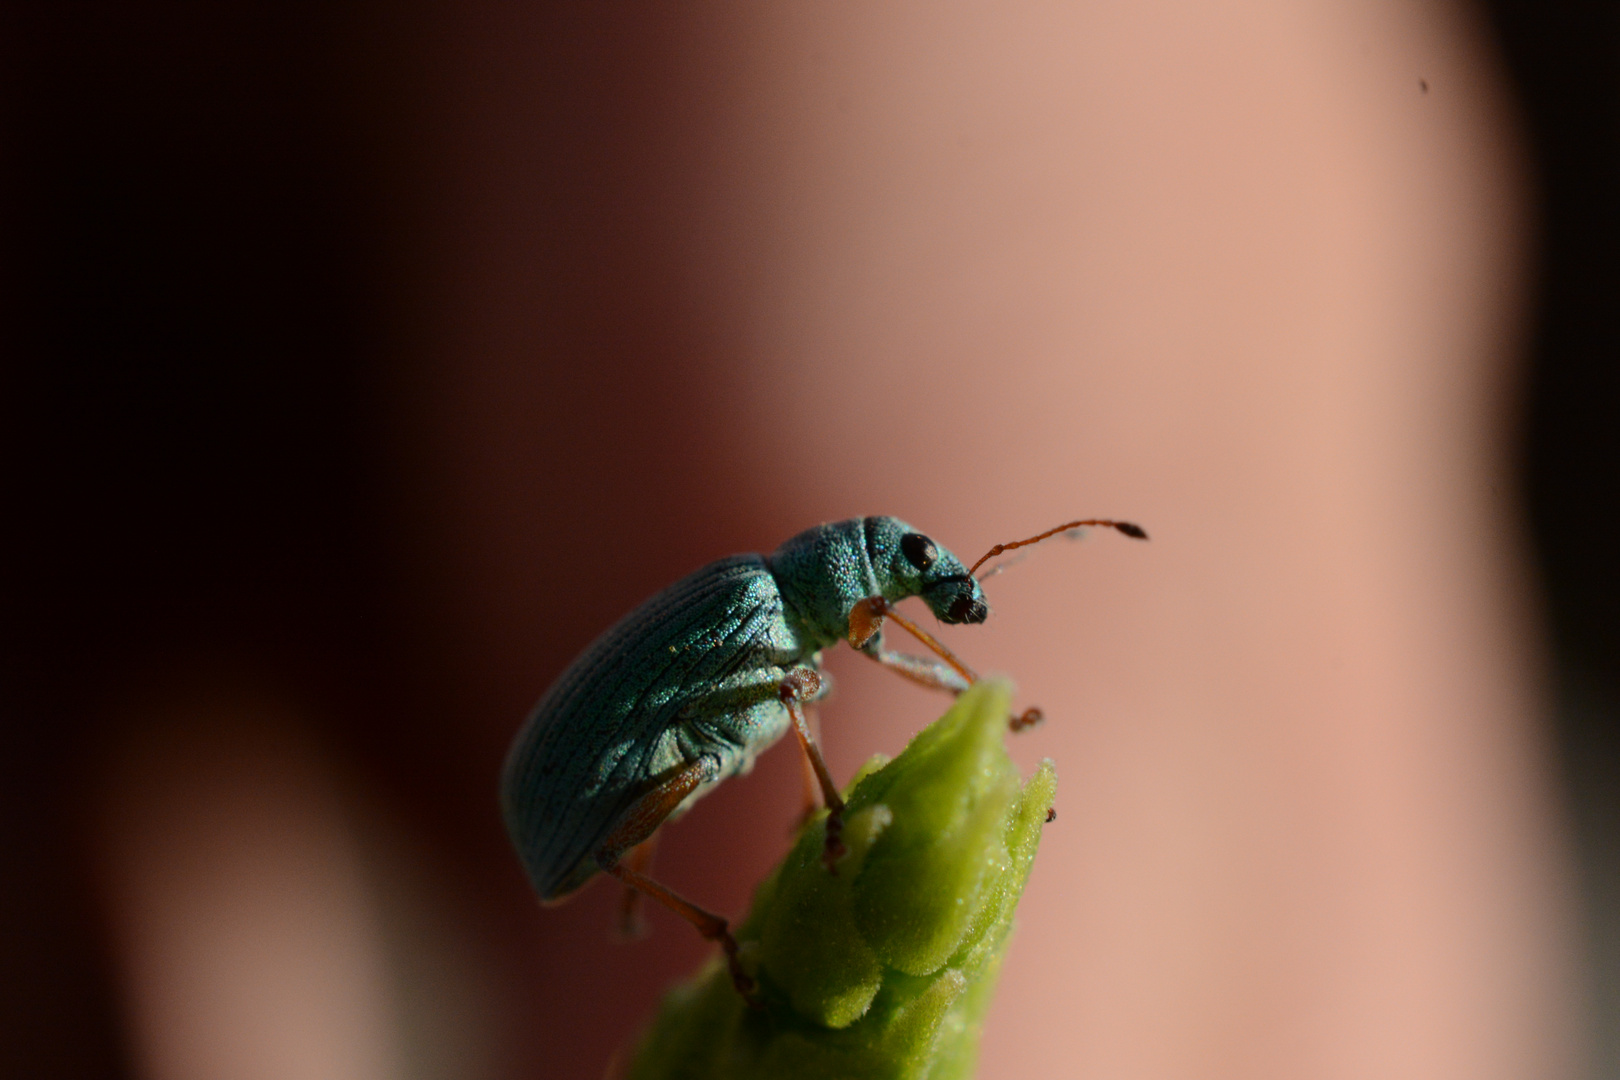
[624,678,1056,1080]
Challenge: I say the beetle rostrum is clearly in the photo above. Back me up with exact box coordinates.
[945,592,989,624]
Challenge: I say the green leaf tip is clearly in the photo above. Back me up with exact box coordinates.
[624,678,1058,1080]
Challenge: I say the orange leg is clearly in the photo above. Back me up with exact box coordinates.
[780,668,846,871]
[1009,705,1044,731]
[849,598,976,682]
[594,758,756,997]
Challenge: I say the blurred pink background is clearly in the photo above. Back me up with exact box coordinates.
[8,1,1601,1078]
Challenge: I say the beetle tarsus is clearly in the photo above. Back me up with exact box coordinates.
[709,922,757,999]
[1009,706,1043,732]
[821,811,847,874]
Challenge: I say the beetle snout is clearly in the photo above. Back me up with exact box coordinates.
[944,594,988,624]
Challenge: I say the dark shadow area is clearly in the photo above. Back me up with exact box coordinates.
[0,3,422,1075]
[1482,2,1620,1072]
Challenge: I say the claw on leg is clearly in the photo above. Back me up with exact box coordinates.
[1009,706,1044,732]
[601,858,756,998]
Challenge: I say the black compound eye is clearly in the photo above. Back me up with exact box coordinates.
[900,532,938,571]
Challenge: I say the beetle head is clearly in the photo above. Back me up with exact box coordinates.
[872,517,988,625]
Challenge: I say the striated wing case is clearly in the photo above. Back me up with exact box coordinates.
[500,554,798,900]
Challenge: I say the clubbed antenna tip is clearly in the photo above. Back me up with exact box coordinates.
[967,517,1151,575]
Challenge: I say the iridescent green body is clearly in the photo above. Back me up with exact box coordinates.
[500,517,987,901]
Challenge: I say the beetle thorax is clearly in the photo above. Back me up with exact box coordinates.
[766,519,882,651]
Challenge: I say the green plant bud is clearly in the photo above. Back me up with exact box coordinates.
[624,678,1057,1080]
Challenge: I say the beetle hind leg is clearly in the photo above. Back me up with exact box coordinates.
[615,834,659,939]
[594,757,757,998]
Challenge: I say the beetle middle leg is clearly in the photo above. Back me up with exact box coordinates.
[848,596,1043,731]
[780,667,848,872]
[796,700,825,828]
[594,757,756,997]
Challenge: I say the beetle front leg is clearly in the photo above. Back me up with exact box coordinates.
[848,596,977,682]
[848,597,1043,732]
[780,667,847,872]
[859,643,971,695]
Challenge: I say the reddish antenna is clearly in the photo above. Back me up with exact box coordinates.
[967,518,1148,577]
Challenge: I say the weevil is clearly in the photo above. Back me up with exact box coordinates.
[499,516,1146,994]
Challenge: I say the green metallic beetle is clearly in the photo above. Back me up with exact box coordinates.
[499,515,1145,993]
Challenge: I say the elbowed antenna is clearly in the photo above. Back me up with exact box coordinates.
[967,519,1148,578]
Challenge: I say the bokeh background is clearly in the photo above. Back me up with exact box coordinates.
[4,1,1617,1078]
